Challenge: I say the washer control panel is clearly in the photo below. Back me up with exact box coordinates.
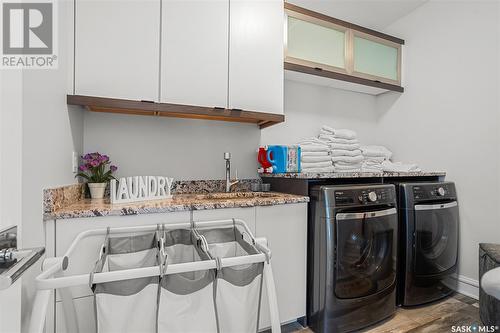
[412,182,456,201]
[334,186,395,206]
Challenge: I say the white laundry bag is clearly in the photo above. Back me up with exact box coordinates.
[157,228,218,333]
[199,226,264,333]
[91,232,159,333]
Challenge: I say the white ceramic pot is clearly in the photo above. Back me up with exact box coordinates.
[88,182,107,199]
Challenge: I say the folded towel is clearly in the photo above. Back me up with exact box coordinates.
[299,137,329,146]
[332,155,364,164]
[334,166,361,173]
[301,151,329,157]
[301,161,333,169]
[362,162,383,169]
[301,166,335,173]
[330,149,362,157]
[361,167,384,173]
[381,161,421,172]
[363,156,386,163]
[334,162,363,170]
[330,143,360,151]
[333,129,357,140]
[302,156,332,163]
[361,145,392,159]
[318,134,359,145]
[321,125,335,134]
[301,144,330,152]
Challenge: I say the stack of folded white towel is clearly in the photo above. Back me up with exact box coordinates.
[361,145,421,172]
[298,137,334,172]
[360,145,392,172]
[318,126,363,172]
[381,161,421,172]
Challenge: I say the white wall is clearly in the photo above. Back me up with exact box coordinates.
[262,80,378,145]
[0,62,24,333]
[83,80,377,181]
[83,112,260,180]
[19,1,84,330]
[375,0,500,286]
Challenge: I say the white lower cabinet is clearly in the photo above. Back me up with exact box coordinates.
[47,204,307,332]
[256,203,307,330]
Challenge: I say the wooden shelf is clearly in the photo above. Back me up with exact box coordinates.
[67,95,285,129]
[284,62,404,94]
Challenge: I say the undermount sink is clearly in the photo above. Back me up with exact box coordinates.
[198,192,280,200]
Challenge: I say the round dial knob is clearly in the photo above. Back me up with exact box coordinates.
[437,187,445,196]
[368,191,378,202]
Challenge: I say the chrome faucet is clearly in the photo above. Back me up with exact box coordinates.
[224,152,239,192]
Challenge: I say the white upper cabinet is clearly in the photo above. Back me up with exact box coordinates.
[74,0,160,101]
[228,0,284,114]
[161,0,229,108]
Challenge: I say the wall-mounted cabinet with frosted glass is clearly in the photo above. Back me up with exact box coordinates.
[284,3,404,94]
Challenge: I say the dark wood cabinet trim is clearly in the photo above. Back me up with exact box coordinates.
[67,95,285,128]
[285,62,404,93]
[284,2,405,45]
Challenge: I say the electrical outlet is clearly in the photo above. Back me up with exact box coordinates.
[72,152,79,173]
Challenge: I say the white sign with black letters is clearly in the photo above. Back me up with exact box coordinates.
[111,176,174,204]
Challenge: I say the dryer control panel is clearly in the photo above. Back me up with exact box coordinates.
[412,182,456,201]
[333,186,395,207]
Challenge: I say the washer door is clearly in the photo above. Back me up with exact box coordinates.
[414,201,459,276]
[335,208,397,299]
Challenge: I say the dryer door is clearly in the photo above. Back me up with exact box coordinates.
[334,208,397,299]
[414,201,459,276]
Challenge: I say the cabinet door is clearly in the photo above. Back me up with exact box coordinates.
[161,0,228,108]
[286,11,348,73]
[352,31,401,85]
[255,203,307,329]
[228,0,284,115]
[74,0,160,101]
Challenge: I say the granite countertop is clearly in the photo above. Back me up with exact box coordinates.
[44,191,310,220]
[260,171,446,179]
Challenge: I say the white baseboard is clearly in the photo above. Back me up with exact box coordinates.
[450,274,479,300]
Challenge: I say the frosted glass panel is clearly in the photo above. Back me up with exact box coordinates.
[287,16,345,69]
[354,36,398,81]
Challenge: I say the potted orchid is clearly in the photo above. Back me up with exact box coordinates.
[76,152,118,199]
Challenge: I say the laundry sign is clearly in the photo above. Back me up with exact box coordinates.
[111,176,174,204]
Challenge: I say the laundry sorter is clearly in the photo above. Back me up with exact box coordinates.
[29,218,281,333]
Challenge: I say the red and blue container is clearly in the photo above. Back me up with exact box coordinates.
[257,145,301,174]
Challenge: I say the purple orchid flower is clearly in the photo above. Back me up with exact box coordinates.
[110,165,118,172]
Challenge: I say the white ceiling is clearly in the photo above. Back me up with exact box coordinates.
[287,0,428,31]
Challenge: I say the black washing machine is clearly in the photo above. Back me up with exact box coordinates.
[397,181,459,306]
[307,184,398,333]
